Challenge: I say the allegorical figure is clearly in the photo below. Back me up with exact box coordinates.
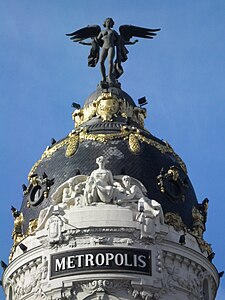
[66,18,160,85]
[9,207,24,261]
[11,207,24,246]
[84,156,115,204]
[97,18,119,83]
[61,179,85,208]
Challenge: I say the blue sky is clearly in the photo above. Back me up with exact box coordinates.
[0,1,224,298]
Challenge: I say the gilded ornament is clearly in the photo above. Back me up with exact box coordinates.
[9,208,25,261]
[26,219,38,236]
[79,130,129,143]
[195,237,212,255]
[72,109,84,127]
[65,133,79,157]
[30,175,38,186]
[28,128,187,179]
[189,198,212,254]
[157,166,188,202]
[191,207,205,238]
[133,107,147,128]
[96,97,120,121]
[190,198,208,239]
[128,133,141,154]
[164,212,187,232]
[26,174,54,207]
[167,166,179,181]
[12,213,24,244]
[72,91,147,128]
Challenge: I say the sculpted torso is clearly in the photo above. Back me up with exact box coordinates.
[91,169,112,185]
[100,29,117,49]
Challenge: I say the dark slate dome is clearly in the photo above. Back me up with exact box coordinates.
[84,85,136,107]
[20,86,198,231]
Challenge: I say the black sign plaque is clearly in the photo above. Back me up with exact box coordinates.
[50,248,151,278]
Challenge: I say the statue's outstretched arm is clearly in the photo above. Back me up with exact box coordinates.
[124,39,138,45]
[79,41,92,46]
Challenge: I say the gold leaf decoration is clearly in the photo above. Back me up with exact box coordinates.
[28,128,187,178]
[26,219,38,236]
[65,134,79,157]
[164,212,187,232]
[128,133,141,154]
[79,131,129,143]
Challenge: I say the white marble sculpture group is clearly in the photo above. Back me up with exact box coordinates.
[37,155,163,232]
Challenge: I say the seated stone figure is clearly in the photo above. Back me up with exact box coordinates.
[36,156,165,237]
[62,181,85,208]
[116,175,147,204]
[84,156,116,204]
[51,175,87,206]
[37,175,86,230]
[116,175,164,224]
[61,178,76,208]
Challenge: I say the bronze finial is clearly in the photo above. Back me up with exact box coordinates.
[66,19,160,85]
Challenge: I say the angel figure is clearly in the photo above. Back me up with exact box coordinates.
[66,18,160,84]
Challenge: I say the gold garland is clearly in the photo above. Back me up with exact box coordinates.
[164,212,187,232]
[165,213,212,254]
[28,129,187,178]
[195,236,212,254]
[128,133,141,154]
[65,134,79,157]
[79,131,129,143]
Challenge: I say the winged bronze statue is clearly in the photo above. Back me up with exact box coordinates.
[66,18,160,85]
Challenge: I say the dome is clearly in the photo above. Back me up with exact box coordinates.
[84,84,136,107]
[3,18,219,300]
[20,85,198,232]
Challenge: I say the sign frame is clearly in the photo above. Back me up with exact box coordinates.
[50,247,152,279]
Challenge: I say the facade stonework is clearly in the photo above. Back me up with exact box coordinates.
[3,161,219,299]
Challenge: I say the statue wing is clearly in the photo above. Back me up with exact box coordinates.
[66,25,101,42]
[52,181,69,205]
[130,177,148,195]
[119,25,160,42]
[113,175,148,195]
